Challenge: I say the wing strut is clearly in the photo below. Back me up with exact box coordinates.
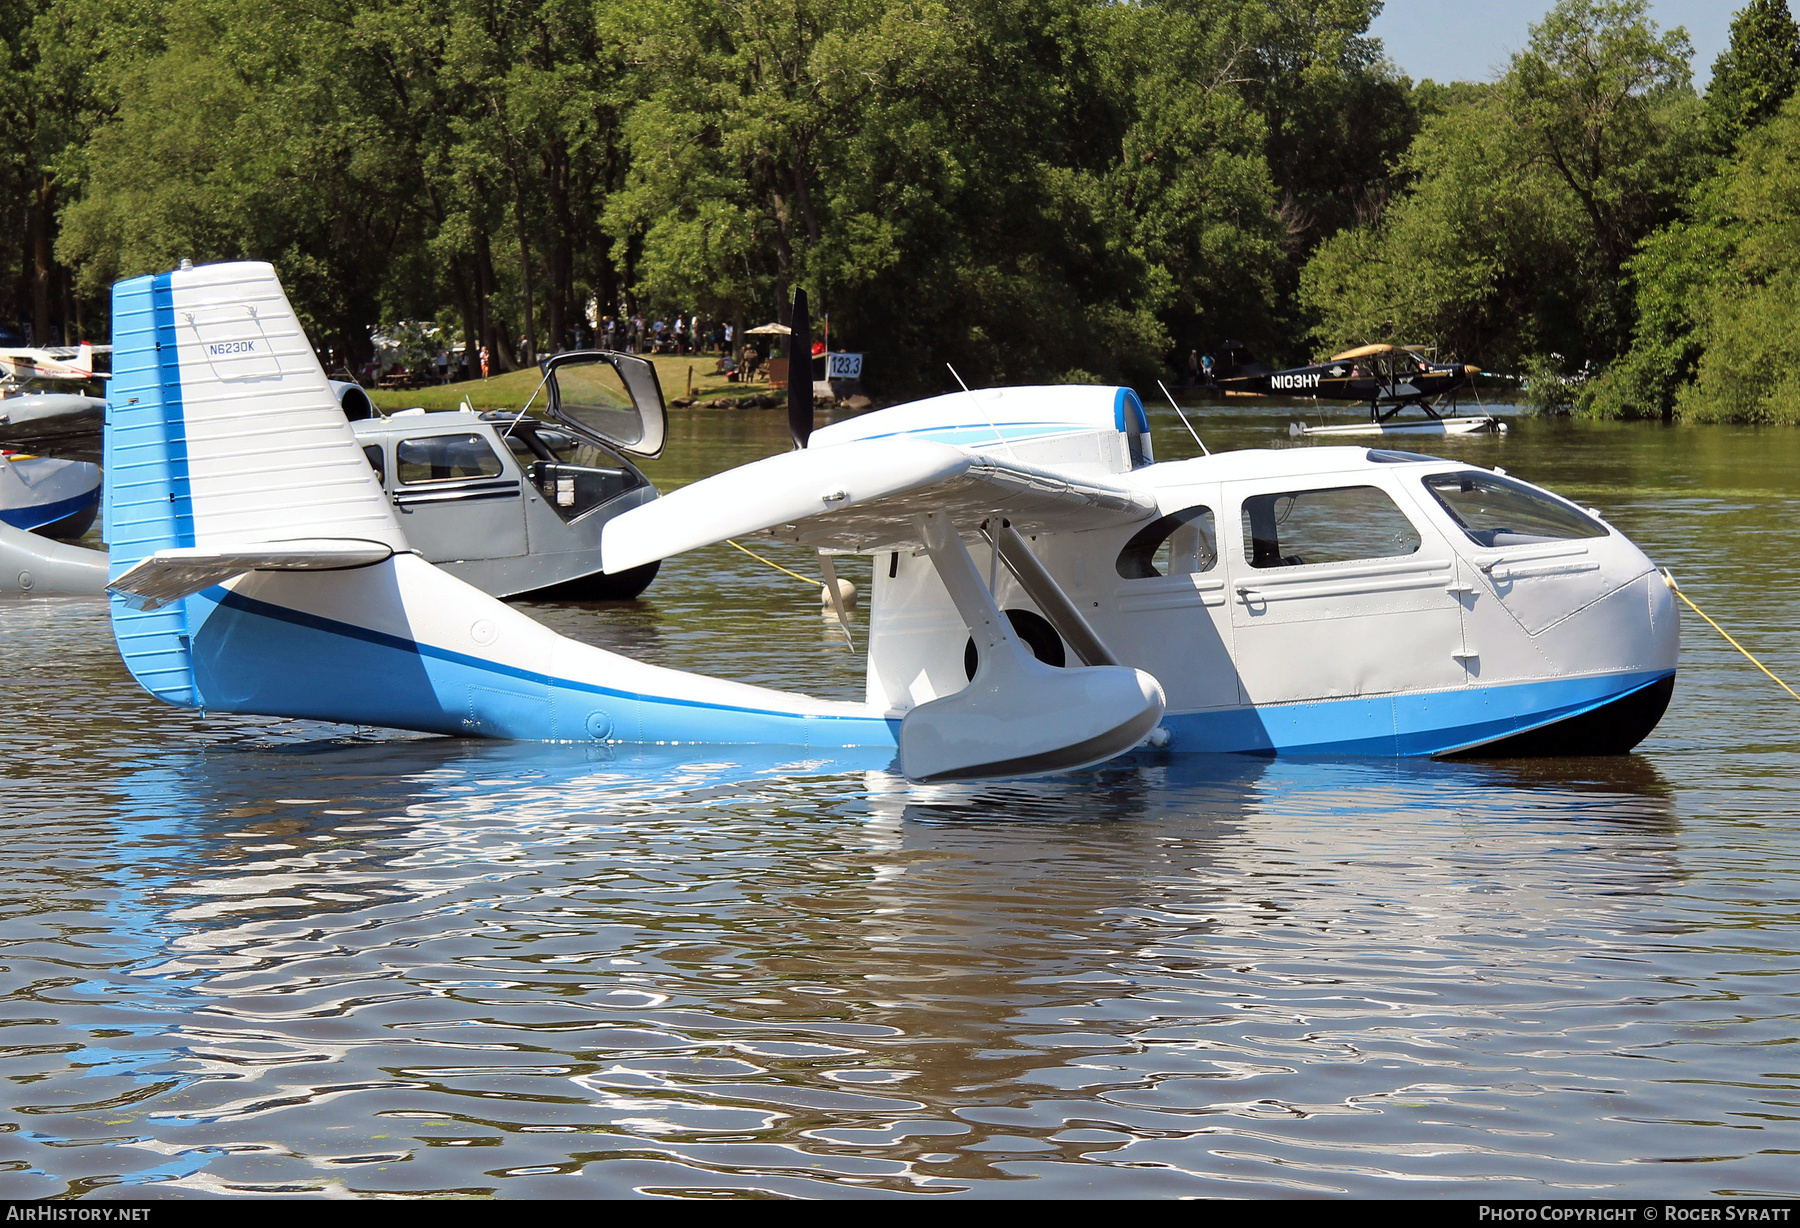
[818,549,853,649]
[897,513,1164,783]
[988,520,1117,667]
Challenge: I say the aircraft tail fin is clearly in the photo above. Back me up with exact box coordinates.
[105,260,408,706]
[1211,340,1265,379]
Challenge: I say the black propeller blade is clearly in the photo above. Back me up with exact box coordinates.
[788,286,811,449]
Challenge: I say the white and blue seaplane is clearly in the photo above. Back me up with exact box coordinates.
[102,262,1678,782]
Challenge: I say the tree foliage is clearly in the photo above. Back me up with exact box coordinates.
[16,0,1418,391]
[1300,0,1702,370]
[1707,0,1800,145]
[1587,1,1800,421]
[22,0,1800,419]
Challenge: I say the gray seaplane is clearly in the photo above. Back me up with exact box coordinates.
[1,350,666,600]
[336,351,666,600]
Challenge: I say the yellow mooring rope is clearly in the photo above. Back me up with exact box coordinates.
[726,538,819,587]
[1663,570,1800,704]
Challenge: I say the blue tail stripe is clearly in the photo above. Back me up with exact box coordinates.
[105,271,198,707]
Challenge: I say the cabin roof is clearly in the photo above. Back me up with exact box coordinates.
[811,385,1147,451]
[1140,446,1463,487]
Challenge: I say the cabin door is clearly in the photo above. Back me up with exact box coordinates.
[1089,488,1240,712]
[1223,478,1465,709]
[389,429,528,562]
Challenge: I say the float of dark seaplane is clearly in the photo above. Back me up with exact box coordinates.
[1205,340,1504,437]
[98,261,1676,783]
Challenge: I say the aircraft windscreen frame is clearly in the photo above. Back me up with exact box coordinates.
[543,350,667,458]
[1423,470,1610,549]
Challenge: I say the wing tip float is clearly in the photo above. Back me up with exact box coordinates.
[897,513,1165,782]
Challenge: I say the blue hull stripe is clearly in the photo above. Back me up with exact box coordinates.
[190,586,903,746]
[0,486,99,531]
[190,584,1669,755]
[1162,668,1675,757]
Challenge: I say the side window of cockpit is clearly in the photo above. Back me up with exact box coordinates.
[396,433,505,484]
[1116,507,1217,579]
[361,444,386,484]
[1422,471,1609,548]
[1240,485,1420,569]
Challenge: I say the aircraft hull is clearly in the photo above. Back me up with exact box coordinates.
[1290,415,1506,438]
[0,455,101,538]
[102,261,1679,779]
[0,521,107,595]
[139,562,1670,761]
[0,392,105,459]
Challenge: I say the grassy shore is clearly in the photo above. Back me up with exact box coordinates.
[365,352,773,413]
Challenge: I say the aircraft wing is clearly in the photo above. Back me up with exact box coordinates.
[107,539,396,609]
[601,436,1156,572]
[0,346,111,359]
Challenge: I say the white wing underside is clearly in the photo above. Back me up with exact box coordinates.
[108,539,396,609]
[601,437,1155,572]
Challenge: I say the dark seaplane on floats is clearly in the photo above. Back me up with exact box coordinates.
[1204,340,1503,438]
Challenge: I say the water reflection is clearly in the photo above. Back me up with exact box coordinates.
[1,404,1797,1198]
[4,733,1726,1198]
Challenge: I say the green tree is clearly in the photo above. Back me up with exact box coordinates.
[1232,0,1418,342]
[1579,213,1736,418]
[611,0,1188,391]
[1505,0,1702,354]
[1299,89,1581,364]
[0,0,157,344]
[1587,90,1800,423]
[1707,0,1800,146]
[437,0,632,370]
[57,0,455,362]
[1100,2,1286,365]
[1300,0,1703,374]
[1677,95,1800,423]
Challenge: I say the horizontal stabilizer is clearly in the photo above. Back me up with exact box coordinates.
[601,436,1155,572]
[107,538,395,609]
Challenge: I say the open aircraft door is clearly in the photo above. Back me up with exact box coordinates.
[541,350,667,459]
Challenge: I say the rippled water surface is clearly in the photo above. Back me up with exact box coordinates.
[1,404,1797,1199]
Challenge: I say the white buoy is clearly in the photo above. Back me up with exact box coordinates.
[820,578,858,609]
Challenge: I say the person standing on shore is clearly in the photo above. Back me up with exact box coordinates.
[479,344,490,379]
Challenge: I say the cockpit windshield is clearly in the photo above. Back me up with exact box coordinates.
[493,415,646,523]
[1423,471,1608,548]
[542,351,667,457]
